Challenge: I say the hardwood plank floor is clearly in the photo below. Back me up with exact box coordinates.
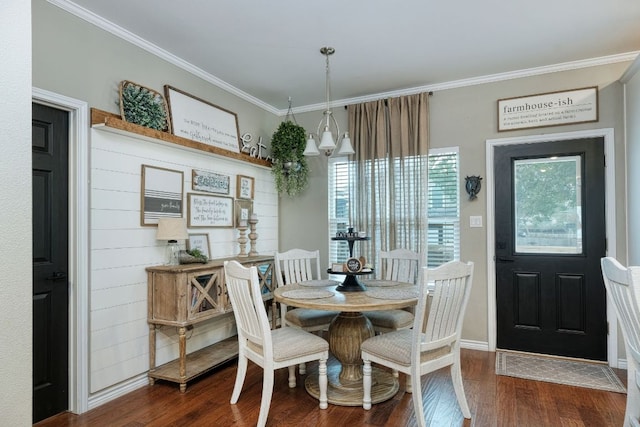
[35,349,627,426]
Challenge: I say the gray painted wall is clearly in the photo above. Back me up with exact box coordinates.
[623,58,640,264]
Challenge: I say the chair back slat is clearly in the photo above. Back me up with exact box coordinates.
[275,249,321,286]
[415,261,473,352]
[377,248,422,284]
[224,260,270,352]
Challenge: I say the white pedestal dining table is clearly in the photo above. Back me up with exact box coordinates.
[274,279,418,406]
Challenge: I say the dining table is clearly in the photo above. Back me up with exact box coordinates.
[274,278,418,406]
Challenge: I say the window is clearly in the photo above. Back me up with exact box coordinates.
[328,148,459,268]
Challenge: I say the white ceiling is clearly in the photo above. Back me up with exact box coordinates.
[54,0,640,114]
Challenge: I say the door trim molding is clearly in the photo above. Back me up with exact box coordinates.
[32,88,90,413]
[486,128,617,366]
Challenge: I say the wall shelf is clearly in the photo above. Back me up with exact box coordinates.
[90,108,272,168]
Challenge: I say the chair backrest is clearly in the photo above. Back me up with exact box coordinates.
[224,260,272,356]
[601,257,640,364]
[274,248,321,287]
[377,248,422,284]
[414,261,474,354]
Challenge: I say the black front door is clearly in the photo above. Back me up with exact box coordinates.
[495,137,607,360]
[32,103,69,422]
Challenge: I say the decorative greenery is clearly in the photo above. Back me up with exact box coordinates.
[179,248,208,264]
[120,82,169,131]
[270,120,309,197]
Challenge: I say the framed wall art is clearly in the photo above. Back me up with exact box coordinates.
[164,85,241,153]
[234,199,253,227]
[187,193,234,228]
[192,169,230,194]
[236,175,255,200]
[187,233,211,258]
[140,165,184,226]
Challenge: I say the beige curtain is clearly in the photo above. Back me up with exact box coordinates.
[347,92,430,264]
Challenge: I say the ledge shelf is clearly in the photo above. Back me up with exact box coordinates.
[90,108,272,168]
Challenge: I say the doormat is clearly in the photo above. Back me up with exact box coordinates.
[495,351,626,393]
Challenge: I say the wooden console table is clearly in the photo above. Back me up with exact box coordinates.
[146,255,274,392]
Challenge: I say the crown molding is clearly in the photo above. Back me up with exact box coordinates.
[48,1,638,117]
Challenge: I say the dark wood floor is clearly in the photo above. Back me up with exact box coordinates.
[36,349,627,426]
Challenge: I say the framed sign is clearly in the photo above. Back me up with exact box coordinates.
[192,169,230,194]
[234,199,253,227]
[236,175,255,200]
[187,233,211,258]
[164,85,241,153]
[187,193,234,227]
[141,165,184,226]
[498,86,598,132]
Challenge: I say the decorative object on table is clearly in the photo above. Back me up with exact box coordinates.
[192,169,230,195]
[187,233,211,259]
[141,165,184,226]
[346,257,363,273]
[465,175,482,200]
[236,175,255,200]
[270,98,309,197]
[332,263,345,273]
[164,85,241,153]
[156,218,188,265]
[303,47,355,157]
[119,80,171,132]
[178,249,208,264]
[187,193,234,228]
[248,213,259,256]
[234,199,253,228]
[236,222,249,258]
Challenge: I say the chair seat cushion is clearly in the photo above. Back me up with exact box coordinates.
[270,327,329,362]
[285,309,339,329]
[364,310,414,330]
[361,329,450,367]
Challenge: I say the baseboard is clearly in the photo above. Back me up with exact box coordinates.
[88,374,149,410]
[460,339,489,352]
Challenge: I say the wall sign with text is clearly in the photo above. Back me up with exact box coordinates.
[497,86,598,132]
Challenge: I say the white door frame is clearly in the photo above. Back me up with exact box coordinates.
[485,128,618,366]
[32,87,90,413]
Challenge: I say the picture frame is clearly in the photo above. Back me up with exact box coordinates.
[234,199,253,228]
[164,85,241,153]
[187,233,211,259]
[140,164,184,226]
[236,175,255,200]
[187,193,234,228]
[192,169,230,195]
[497,86,598,132]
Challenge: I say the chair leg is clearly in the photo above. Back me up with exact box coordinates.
[230,354,248,404]
[451,360,471,419]
[362,359,372,410]
[257,368,274,427]
[299,362,306,375]
[288,365,296,388]
[318,357,328,410]
[405,374,413,393]
[411,373,425,427]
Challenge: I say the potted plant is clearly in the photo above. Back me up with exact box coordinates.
[270,120,309,197]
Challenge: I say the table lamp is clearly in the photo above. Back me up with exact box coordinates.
[156,218,188,265]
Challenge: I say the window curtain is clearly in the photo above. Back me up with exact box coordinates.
[346,92,429,265]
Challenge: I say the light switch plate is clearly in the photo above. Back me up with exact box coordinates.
[470,216,483,228]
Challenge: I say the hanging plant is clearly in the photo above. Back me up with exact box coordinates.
[270,120,309,197]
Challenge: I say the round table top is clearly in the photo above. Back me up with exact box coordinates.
[274,279,418,312]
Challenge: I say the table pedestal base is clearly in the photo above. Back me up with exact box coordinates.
[304,360,399,406]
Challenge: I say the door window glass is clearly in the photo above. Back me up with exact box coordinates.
[514,155,582,254]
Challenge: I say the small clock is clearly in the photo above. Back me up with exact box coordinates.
[345,257,363,273]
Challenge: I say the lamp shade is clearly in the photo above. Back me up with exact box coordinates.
[156,218,188,241]
[336,132,355,155]
[318,128,336,151]
[303,135,321,156]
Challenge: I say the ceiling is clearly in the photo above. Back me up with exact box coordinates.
[55,0,640,114]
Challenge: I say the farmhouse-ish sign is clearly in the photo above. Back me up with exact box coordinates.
[497,86,598,132]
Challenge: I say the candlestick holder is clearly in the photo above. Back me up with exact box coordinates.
[248,216,259,256]
[237,226,249,257]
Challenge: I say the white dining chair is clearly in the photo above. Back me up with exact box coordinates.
[601,257,640,427]
[224,260,329,427]
[364,248,422,334]
[274,248,339,332]
[361,260,474,426]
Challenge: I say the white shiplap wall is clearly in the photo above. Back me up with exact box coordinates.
[89,128,278,392]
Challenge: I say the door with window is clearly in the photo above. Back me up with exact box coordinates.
[495,138,606,360]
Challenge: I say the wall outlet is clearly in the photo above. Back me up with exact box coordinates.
[470,216,483,228]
